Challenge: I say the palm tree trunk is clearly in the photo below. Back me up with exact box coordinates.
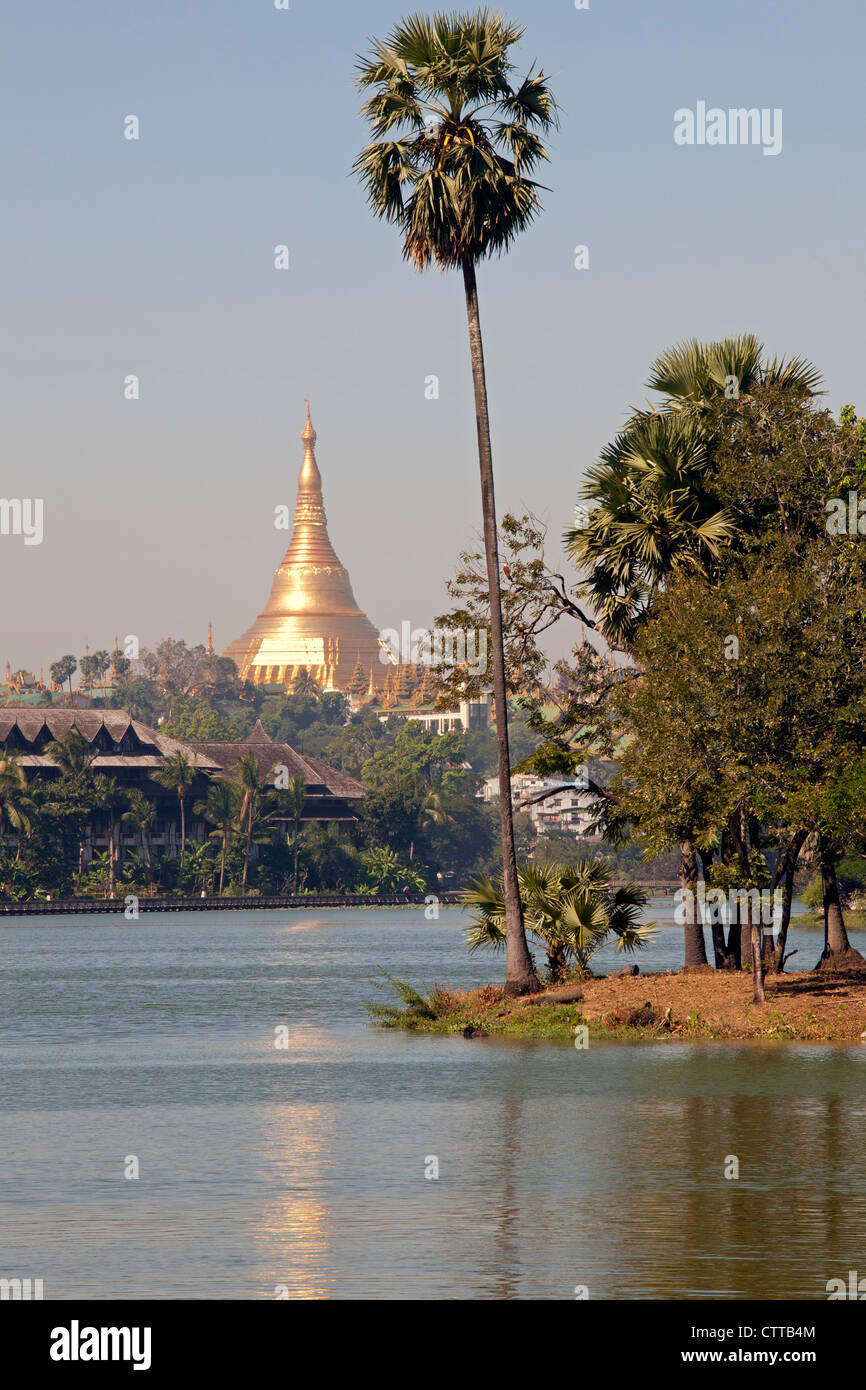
[680,839,708,967]
[292,821,300,895]
[462,257,537,996]
[179,794,186,875]
[243,827,251,891]
[108,819,115,897]
[219,835,227,895]
[144,833,153,895]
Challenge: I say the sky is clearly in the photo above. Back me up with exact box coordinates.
[2,0,865,675]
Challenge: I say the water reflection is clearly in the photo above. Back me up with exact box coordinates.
[2,913,865,1299]
[256,1103,334,1300]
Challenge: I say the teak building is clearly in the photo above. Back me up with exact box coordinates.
[0,709,363,867]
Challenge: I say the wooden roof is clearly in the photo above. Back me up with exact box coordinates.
[186,721,365,799]
[0,709,221,771]
[0,710,364,800]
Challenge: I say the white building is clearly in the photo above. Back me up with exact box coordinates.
[478,774,598,837]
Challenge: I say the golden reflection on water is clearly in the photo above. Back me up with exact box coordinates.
[275,918,329,934]
[254,1101,335,1300]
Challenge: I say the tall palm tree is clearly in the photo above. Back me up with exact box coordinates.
[44,728,97,789]
[276,773,307,894]
[121,789,157,893]
[233,754,276,892]
[0,752,33,855]
[90,775,126,896]
[194,779,239,895]
[49,654,77,697]
[408,787,452,861]
[152,751,195,876]
[354,10,557,994]
[292,667,321,698]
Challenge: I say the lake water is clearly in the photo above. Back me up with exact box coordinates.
[1,902,865,1300]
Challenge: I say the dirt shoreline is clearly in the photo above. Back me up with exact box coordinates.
[385,968,866,1042]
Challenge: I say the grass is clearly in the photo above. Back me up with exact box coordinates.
[365,967,866,1044]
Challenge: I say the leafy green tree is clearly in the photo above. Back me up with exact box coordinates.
[362,845,425,894]
[421,793,497,885]
[162,697,246,742]
[357,776,424,859]
[354,9,558,995]
[111,651,131,682]
[361,723,467,794]
[646,334,822,412]
[181,839,216,895]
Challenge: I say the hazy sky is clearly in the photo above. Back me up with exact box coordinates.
[2,0,864,675]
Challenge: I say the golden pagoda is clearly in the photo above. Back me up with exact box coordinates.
[224,404,383,691]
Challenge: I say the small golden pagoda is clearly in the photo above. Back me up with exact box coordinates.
[224,404,383,691]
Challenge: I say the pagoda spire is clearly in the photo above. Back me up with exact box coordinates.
[223,402,383,693]
[278,401,343,569]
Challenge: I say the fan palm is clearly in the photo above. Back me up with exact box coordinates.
[568,338,821,647]
[354,10,558,995]
[647,334,822,409]
[566,411,737,646]
[463,859,653,980]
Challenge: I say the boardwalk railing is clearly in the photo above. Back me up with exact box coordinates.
[0,891,465,916]
[0,883,679,915]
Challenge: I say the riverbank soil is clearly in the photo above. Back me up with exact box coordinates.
[418,968,866,1041]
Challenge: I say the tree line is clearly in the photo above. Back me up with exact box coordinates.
[440,334,866,999]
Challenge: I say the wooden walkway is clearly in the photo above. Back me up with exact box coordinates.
[0,891,463,916]
[0,883,678,915]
